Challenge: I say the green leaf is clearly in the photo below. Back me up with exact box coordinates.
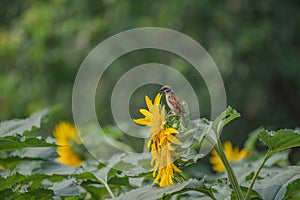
[177,118,209,164]
[0,135,56,150]
[259,129,300,154]
[284,178,300,199]
[237,186,262,200]
[95,153,124,182]
[11,147,58,160]
[74,172,98,182]
[212,106,240,134]
[211,179,232,199]
[227,152,290,186]
[0,173,65,192]
[51,179,80,197]
[108,176,130,186]
[109,178,205,200]
[252,166,300,200]
[0,188,13,199]
[0,173,26,191]
[0,156,43,171]
[80,183,107,200]
[13,188,53,200]
[0,109,47,137]
[117,153,152,177]
[32,161,78,175]
[176,107,241,165]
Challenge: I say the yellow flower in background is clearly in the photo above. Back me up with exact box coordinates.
[53,121,83,167]
[210,141,249,172]
[134,93,183,187]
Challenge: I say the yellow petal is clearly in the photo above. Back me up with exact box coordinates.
[133,118,150,126]
[139,109,151,117]
[212,163,225,172]
[167,144,175,151]
[172,163,182,172]
[237,148,249,160]
[145,95,153,110]
[209,156,222,164]
[165,127,179,134]
[147,139,152,148]
[223,141,233,153]
[154,93,162,105]
[161,105,166,118]
[167,135,183,145]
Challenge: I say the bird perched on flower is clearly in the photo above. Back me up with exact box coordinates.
[160,85,186,126]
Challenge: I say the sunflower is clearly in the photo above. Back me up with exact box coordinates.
[210,141,249,172]
[53,121,83,167]
[134,93,182,187]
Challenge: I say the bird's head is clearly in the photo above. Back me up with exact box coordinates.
[160,85,173,94]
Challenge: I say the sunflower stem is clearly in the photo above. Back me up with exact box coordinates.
[97,178,115,198]
[215,138,244,200]
[245,150,272,200]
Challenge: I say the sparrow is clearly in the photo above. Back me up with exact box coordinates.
[160,85,186,126]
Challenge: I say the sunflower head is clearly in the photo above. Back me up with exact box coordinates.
[210,141,249,172]
[134,93,183,187]
[53,121,85,167]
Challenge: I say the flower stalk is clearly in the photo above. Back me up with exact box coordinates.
[214,138,244,200]
[245,150,272,200]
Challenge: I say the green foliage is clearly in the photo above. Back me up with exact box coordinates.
[109,178,206,200]
[0,108,300,199]
[259,129,300,155]
[0,110,47,137]
[1,1,300,198]
[0,136,56,150]
[252,167,300,200]
[212,106,241,135]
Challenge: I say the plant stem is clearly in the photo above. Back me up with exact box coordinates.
[245,150,272,200]
[216,138,244,200]
[98,178,116,198]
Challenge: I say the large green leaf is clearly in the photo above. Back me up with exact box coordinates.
[252,166,300,200]
[284,178,300,199]
[95,153,124,183]
[212,106,241,134]
[230,151,290,185]
[0,109,47,137]
[10,147,58,160]
[178,118,208,164]
[109,178,205,200]
[0,188,13,199]
[0,135,56,150]
[0,156,43,171]
[74,172,99,182]
[51,179,80,197]
[259,129,300,154]
[32,161,79,175]
[0,173,64,192]
[0,173,26,191]
[80,183,107,200]
[7,188,53,200]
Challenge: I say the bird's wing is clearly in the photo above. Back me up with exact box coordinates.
[168,94,185,115]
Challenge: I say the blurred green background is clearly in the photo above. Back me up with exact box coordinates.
[1,0,299,149]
